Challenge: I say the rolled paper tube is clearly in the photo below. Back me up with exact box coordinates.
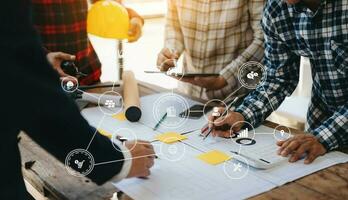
[122,70,142,122]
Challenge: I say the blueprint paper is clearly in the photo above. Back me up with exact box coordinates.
[114,142,275,200]
[81,92,348,200]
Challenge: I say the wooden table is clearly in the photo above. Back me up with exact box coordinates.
[19,82,348,200]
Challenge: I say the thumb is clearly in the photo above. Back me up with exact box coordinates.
[57,52,75,61]
[128,22,135,35]
[172,51,179,59]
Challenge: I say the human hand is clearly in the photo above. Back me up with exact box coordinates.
[128,17,143,43]
[125,140,155,178]
[277,134,327,164]
[176,76,227,90]
[47,52,75,77]
[156,48,179,71]
[208,108,245,138]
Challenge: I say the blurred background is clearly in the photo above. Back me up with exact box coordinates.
[89,0,177,89]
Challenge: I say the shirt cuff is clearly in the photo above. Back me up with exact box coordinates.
[235,104,256,126]
[112,141,132,183]
[220,61,239,83]
[312,127,339,151]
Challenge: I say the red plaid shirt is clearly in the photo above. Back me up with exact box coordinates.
[32,0,142,85]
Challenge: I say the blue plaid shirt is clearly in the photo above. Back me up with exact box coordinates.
[235,0,348,151]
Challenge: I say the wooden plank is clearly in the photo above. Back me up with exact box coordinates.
[19,133,113,200]
[295,163,348,200]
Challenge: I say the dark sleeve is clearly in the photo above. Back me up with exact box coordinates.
[1,0,125,185]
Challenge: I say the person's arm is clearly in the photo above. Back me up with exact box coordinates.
[7,40,127,184]
[3,10,134,184]
[312,105,348,151]
[207,0,265,99]
[235,1,301,127]
[164,0,185,55]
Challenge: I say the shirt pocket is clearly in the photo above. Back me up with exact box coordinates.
[330,40,348,74]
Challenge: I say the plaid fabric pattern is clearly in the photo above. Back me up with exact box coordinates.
[165,0,265,99]
[31,0,141,85]
[235,0,348,151]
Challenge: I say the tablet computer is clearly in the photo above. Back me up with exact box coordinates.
[144,71,220,77]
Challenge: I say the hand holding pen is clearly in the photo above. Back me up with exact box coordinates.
[157,48,179,71]
[208,109,245,138]
[202,97,244,139]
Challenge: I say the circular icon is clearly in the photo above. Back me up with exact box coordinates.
[65,149,94,177]
[273,125,292,141]
[61,76,79,93]
[203,99,228,123]
[159,140,186,162]
[153,93,190,129]
[111,128,138,153]
[223,156,249,180]
[230,121,256,146]
[235,138,256,146]
[98,91,123,116]
[238,61,266,89]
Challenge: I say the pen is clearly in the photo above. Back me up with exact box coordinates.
[153,112,168,131]
[203,97,240,140]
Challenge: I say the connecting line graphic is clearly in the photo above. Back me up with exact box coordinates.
[67,63,276,177]
[222,86,243,103]
[238,145,242,154]
[86,115,106,150]
[94,153,158,166]
[261,85,277,113]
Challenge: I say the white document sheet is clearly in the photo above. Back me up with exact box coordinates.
[81,93,348,199]
[81,107,157,141]
[139,93,207,134]
[183,126,348,186]
[252,151,348,185]
[82,93,208,137]
[114,141,275,200]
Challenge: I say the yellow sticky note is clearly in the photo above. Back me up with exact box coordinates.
[155,132,187,144]
[98,129,112,139]
[197,150,231,165]
[112,112,127,121]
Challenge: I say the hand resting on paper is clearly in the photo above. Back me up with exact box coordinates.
[277,134,327,164]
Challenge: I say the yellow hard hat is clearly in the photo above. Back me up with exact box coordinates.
[87,0,129,39]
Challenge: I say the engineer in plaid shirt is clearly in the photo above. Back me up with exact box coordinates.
[210,0,348,164]
[157,0,265,100]
[32,0,144,85]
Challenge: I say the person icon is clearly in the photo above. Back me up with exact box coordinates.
[212,107,221,117]
[66,81,74,90]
